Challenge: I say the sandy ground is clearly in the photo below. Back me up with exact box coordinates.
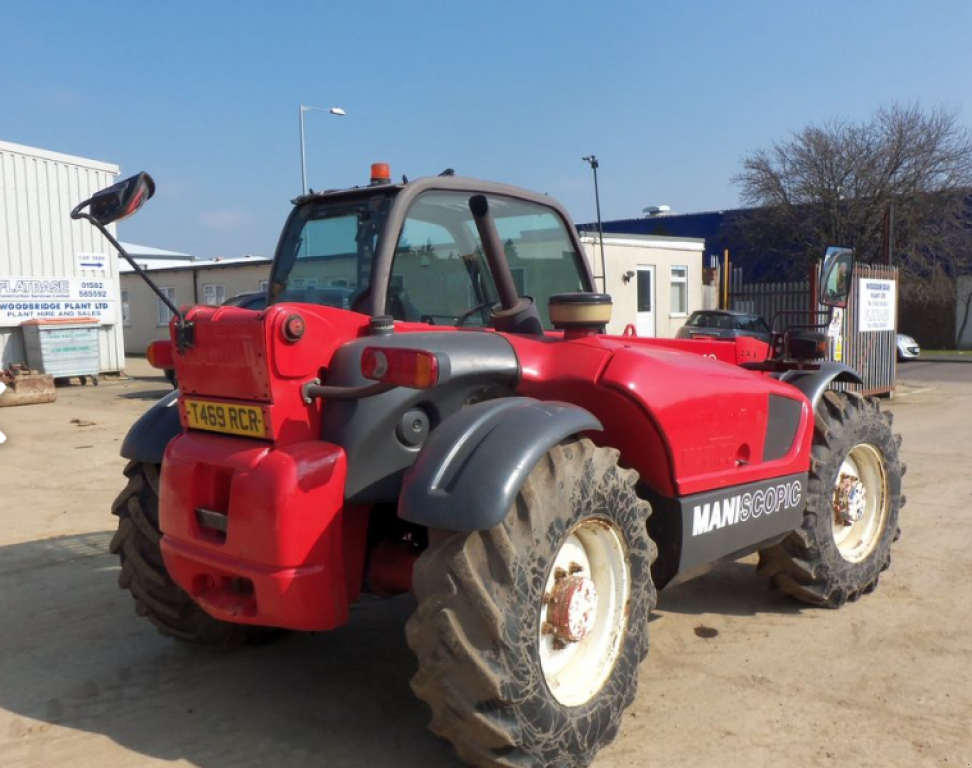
[0,359,969,768]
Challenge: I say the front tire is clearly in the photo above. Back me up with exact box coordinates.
[758,391,904,607]
[110,460,274,648]
[406,439,656,768]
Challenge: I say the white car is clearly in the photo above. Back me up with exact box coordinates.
[897,333,920,361]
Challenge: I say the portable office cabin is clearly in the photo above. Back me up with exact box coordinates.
[0,139,124,372]
[581,233,704,337]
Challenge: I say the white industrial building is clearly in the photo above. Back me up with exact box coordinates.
[0,139,125,372]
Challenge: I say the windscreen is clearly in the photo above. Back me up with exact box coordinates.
[269,194,393,310]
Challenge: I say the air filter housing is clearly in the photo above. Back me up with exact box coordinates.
[548,293,613,332]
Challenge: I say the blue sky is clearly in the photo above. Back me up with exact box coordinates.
[2,1,970,259]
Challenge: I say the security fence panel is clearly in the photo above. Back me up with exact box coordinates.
[827,264,898,397]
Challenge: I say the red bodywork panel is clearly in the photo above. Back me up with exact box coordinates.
[160,304,372,631]
[160,305,813,631]
[161,435,357,630]
[506,334,813,497]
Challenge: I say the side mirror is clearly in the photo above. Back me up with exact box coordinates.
[71,172,156,225]
[819,246,854,308]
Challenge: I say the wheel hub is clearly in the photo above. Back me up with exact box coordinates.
[546,575,598,644]
[834,472,867,525]
[538,519,631,707]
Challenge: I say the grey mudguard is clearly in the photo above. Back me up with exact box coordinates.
[120,389,182,464]
[779,362,864,408]
[322,331,520,504]
[398,398,602,531]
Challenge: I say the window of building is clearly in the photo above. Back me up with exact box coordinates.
[121,289,131,327]
[203,284,225,306]
[670,266,688,315]
[156,287,176,326]
[259,280,269,292]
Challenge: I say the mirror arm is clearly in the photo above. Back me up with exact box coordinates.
[72,210,194,351]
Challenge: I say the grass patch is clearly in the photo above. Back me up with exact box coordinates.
[922,349,971,357]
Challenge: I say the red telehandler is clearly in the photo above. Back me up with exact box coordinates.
[72,165,903,768]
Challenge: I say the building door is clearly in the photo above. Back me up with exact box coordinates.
[636,265,655,337]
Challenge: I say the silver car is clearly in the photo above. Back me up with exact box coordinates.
[897,333,920,361]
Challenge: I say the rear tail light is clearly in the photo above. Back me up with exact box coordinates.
[146,340,174,369]
[361,347,439,389]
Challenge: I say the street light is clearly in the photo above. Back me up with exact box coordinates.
[582,155,607,292]
[299,104,346,195]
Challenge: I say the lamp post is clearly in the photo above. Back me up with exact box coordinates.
[299,104,346,195]
[582,155,606,292]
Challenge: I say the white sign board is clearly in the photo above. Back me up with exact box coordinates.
[858,278,896,332]
[0,277,116,326]
[76,251,109,271]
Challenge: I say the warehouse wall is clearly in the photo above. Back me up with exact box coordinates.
[0,140,124,371]
[121,262,271,353]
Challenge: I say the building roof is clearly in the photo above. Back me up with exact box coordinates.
[0,139,120,174]
[119,254,272,275]
[579,207,793,281]
[579,231,705,252]
[118,242,194,259]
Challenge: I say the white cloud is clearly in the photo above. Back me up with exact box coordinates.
[199,208,246,231]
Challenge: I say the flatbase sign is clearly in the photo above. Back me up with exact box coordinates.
[0,277,116,326]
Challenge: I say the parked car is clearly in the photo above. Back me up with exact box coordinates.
[897,333,921,361]
[676,310,772,344]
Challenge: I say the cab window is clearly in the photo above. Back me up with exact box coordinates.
[387,191,588,328]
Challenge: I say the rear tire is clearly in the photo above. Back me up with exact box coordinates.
[406,439,656,768]
[110,460,274,648]
[758,391,904,607]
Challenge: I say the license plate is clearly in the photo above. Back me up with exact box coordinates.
[184,399,268,438]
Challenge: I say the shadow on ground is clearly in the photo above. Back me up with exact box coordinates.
[656,560,803,618]
[0,533,457,768]
[116,388,172,401]
[0,533,804,767]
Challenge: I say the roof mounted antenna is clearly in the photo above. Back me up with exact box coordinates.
[439,168,455,177]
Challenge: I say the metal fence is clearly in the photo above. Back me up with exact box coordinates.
[729,263,899,397]
[729,270,811,320]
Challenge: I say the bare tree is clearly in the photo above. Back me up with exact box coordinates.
[733,104,972,300]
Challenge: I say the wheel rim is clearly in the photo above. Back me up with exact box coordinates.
[831,442,890,563]
[538,518,631,707]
